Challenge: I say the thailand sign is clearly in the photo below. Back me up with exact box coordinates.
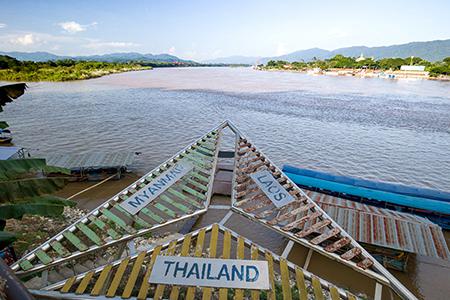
[149,256,270,290]
[120,161,193,214]
[250,169,294,208]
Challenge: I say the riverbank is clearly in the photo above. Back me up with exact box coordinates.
[0,64,151,82]
[259,54,450,81]
[258,66,450,81]
[49,170,450,299]
[0,55,152,81]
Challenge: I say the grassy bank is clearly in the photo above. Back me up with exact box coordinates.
[0,55,151,81]
[261,55,450,78]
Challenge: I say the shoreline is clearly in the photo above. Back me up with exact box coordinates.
[258,67,450,82]
[0,66,152,82]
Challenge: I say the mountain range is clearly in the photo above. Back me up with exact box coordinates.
[203,39,450,64]
[2,39,449,65]
[0,51,195,64]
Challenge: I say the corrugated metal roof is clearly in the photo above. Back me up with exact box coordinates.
[13,126,223,276]
[46,152,135,170]
[306,190,450,260]
[34,224,358,300]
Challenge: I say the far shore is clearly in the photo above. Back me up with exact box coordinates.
[257,67,450,82]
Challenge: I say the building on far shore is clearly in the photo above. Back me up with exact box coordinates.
[355,53,366,62]
[400,65,425,71]
[395,65,428,79]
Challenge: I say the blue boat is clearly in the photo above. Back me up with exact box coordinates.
[283,165,450,229]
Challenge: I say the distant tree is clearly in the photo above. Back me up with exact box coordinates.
[291,61,307,69]
[377,58,407,70]
[0,56,21,70]
[406,56,431,67]
[326,55,356,68]
[356,58,378,69]
[55,59,76,67]
[266,60,288,68]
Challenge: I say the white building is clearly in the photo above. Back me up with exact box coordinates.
[400,65,426,71]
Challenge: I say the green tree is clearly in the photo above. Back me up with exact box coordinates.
[0,84,75,247]
[326,55,356,68]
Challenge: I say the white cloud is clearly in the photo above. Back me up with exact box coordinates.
[328,28,350,38]
[58,21,97,34]
[275,43,289,56]
[0,30,139,55]
[212,49,223,57]
[59,21,85,33]
[84,41,139,50]
[11,34,38,46]
[0,23,6,29]
[168,46,176,55]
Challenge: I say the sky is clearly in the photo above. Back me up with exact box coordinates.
[0,0,449,61]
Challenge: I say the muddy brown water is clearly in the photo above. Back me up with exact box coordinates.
[57,175,450,300]
[3,67,450,299]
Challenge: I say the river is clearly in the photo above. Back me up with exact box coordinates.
[2,67,450,299]
[2,67,450,192]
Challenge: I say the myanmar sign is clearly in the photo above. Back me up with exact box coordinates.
[250,169,294,208]
[120,161,193,214]
[149,256,270,290]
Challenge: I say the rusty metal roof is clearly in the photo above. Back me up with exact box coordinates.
[32,224,360,300]
[46,151,136,170]
[230,138,375,269]
[306,190,450,260]
[12,122,226,277]
[226,121,416,300]
[14,121,420,300]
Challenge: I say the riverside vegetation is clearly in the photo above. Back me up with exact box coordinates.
[0,55,151,81]
[262,55,450,77]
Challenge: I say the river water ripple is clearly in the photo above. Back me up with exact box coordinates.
[2,67,450,191]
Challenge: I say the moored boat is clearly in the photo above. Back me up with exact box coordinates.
[283,165,450,229]
[0,128,13,144]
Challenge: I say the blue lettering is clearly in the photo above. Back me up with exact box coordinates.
[163,261,175,276]
[217,265,230,281]
[127,196,147,208]
[268,186,280,194]
[206,263,215,280]
[201,263,206,279]
[246,266,259,282]
[274,193,287,201]
[173,262,188,278]
[186,263,200,279]
[153,177,168,189]
[164,173,174,181]
[231,265,244,281]
[170,169,180,176]
[148,186,159,195]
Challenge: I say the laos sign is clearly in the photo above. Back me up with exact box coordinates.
[120,162,193,214]
[250,169,294,208]
[149,256,270,290]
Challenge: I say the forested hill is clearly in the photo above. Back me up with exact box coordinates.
[207,39,450,64]
[0,51,196,64]
[261,39,450,64]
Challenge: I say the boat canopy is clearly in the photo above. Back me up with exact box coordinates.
[283,165,450,202]
[0,146,20,160]
[283,168,450,215]
[227,121,417,300]
[14,121,420,300]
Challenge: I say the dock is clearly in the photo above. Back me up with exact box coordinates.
[45,151,135,180]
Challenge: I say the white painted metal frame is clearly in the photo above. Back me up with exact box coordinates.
[34,223,353,299]
[12,121,226,277]
[225,120,417,300]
